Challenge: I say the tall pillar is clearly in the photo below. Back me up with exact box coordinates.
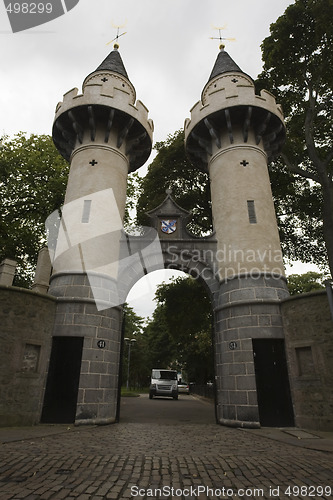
[0,258,17,286]
[46,46,153,425]
[185,46,289,427]
[32,247,52,294]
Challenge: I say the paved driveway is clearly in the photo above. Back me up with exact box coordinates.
[0,394,332,499]
[120,393,216,424]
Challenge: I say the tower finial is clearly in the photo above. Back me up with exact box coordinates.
[210,25,235,49]
[106,21,127,48]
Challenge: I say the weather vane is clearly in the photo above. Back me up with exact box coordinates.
[107,21,127,48]
[210,25,236,49]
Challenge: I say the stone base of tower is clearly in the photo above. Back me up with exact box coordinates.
[42,273,123,426]
[214,274,292,428]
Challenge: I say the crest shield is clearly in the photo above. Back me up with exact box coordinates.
[161,219,177,234]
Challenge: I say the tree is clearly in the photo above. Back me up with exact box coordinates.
[154,277,212,345]
[0,133,69,286]
[257,0,333,276]
[153,277,214,383]
[124,172,144,231]
[267,162,326,266]
[131,277,214,385]
[123,302,144,338]
[142,304,176,371]
[287,271,325,295]
[136,130,212,236]
[122,303,147,388]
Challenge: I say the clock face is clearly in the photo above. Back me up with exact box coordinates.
[161,219,177,234]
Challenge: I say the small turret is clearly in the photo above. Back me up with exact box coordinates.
[47,48,154,426]
[185,46,285,171]
[184,47,290,428]
[185,47,286,279]
[53,47,153,173]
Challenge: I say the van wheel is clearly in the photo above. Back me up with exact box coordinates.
[149,392,153,399]
[173,395,178,400]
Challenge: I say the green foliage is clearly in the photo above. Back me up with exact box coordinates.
[256,0,333,274]
[136,130,212,236]
[123,302,144,337]
[0,133,145,287]
[124,172,144,230]
[287,271,325,295]
[124,277,214,386]
[0,133,69,286]
[142,304,177,370]
[122,304,148,388]
[149,277,214,383]
[269,160,326,266]
[155,277,211,343]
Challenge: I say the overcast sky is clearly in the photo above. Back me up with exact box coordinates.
[0,0,295,141]
[2,0,316,319]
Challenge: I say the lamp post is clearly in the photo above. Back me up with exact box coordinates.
[124,337,136,389]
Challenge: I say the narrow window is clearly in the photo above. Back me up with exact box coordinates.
[21,344,41,373]
[247,200,257,224]
[296,346,316,377]
[81,200,92,223]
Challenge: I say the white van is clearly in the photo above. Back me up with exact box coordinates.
[149,369,178,400]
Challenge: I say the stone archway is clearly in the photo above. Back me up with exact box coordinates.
[136,192,293,429]
[44,191,221,426]
[45,45,294,429]
[45,189,293,428]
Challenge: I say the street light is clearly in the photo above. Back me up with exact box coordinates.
[124,337,136,389]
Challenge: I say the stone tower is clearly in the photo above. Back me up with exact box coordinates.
[43,46,153,425]
[185,46,291,427]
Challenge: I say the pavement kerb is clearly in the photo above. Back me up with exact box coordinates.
[0,414,332,454]
[239,427,333,453]
[190,393,333,453]
[188,393,214,405]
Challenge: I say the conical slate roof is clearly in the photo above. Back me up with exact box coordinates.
[94,47,129,79]
[208,46,244,81]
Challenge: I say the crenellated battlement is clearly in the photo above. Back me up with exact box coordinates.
[55,78,152,130]
[53,74,153,171]
[188,73,284,133]
[185,71,285,170]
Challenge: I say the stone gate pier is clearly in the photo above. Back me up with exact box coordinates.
[0,43,332,431]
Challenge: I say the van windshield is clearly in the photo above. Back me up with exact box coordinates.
[152,370,177,380]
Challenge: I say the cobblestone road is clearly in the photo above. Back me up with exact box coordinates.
[0,396,332,500]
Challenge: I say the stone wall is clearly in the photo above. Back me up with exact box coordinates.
[1,279,332,430]
[0,286,56,426]
[215,274,289,428]
[282,291,333,431]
